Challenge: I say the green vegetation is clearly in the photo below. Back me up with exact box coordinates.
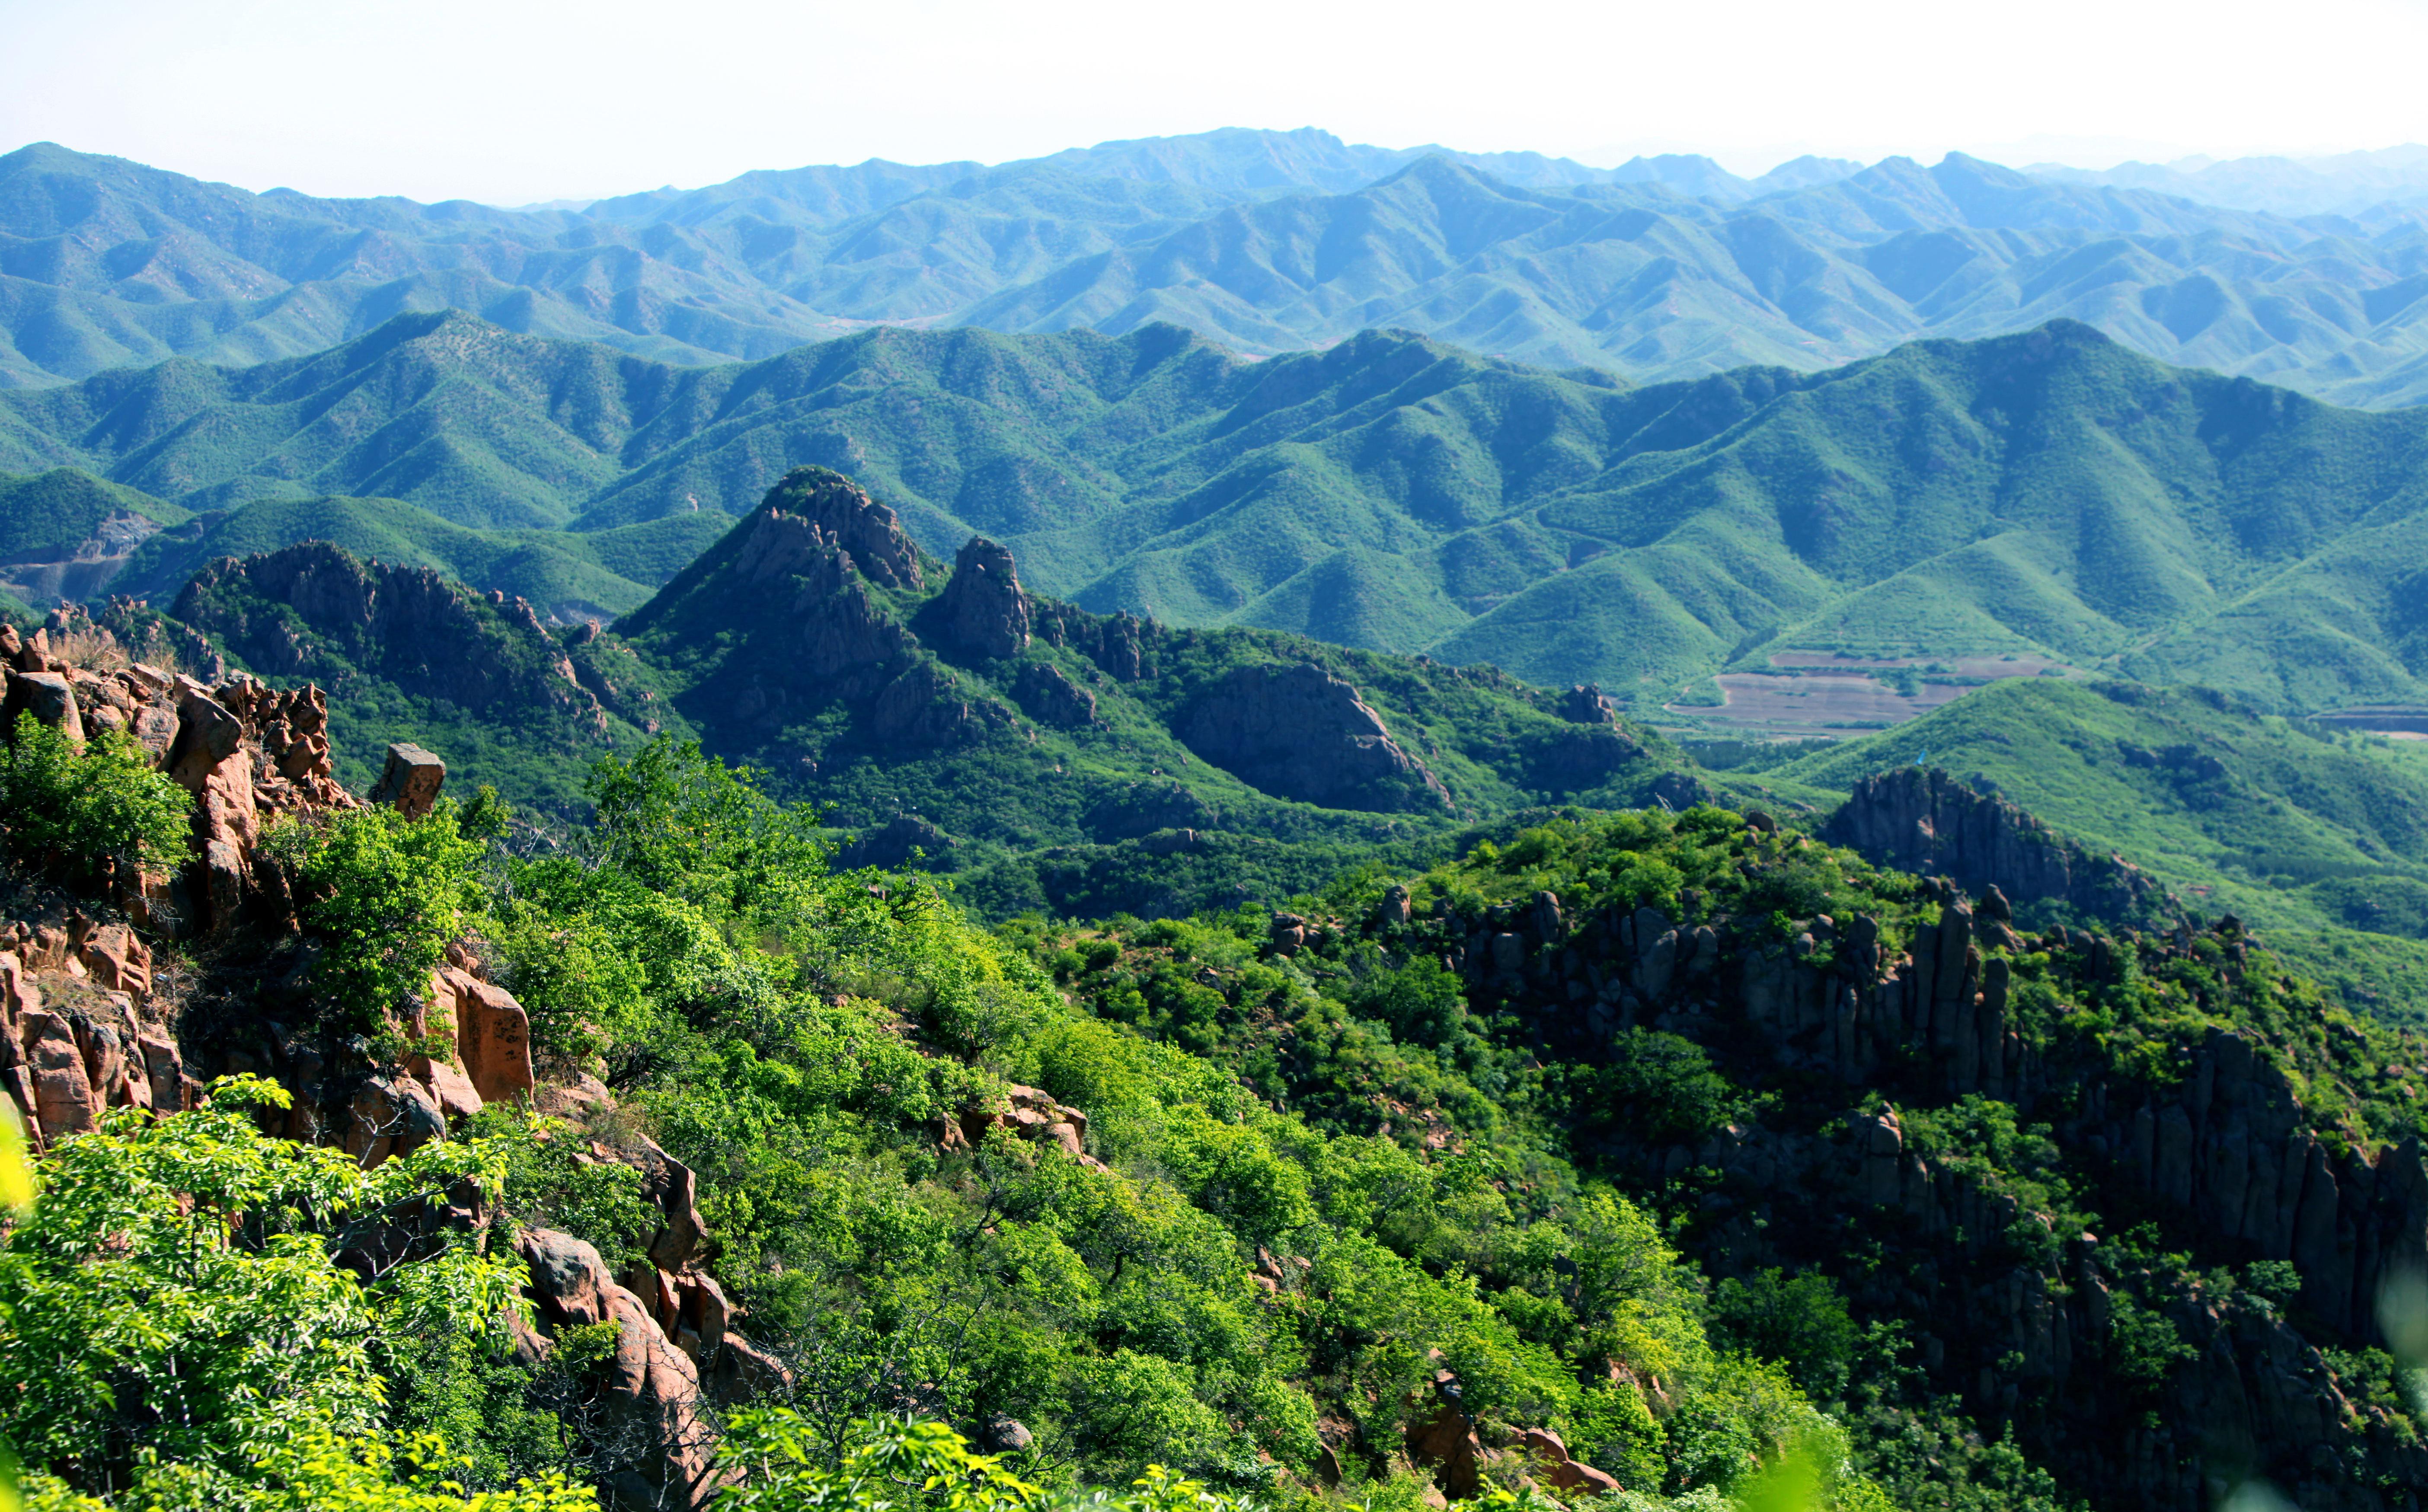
[0,715,190,888]
[1777,679,2428,938]
[266,801,488,1032]
[15,134,2428,414]
[18,309,2428,727]
[1,1081,592,1512]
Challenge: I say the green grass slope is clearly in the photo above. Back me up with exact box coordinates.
[1772,676,2428,1012]
[1779,678,2428,930]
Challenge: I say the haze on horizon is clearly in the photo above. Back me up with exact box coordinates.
[6,0,2428,206]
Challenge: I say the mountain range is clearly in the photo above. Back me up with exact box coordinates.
[8,312,2428,721]
[15,131,2428,405]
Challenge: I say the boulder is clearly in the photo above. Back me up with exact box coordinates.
[75,924,150,1000]
[517,1228,718,1508]
[368,743,447,819]
[1,671,80,742]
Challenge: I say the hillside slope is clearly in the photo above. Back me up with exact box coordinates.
[18,316,2428,721]
[1778,679,2428,932]
[142,467,1701,916]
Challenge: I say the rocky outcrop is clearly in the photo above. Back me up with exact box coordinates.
[368,743,446,818]
[1525,722,1643,792]
[1401,858,2428,1510]
[426,965,535,1106]
[516,1229,720,1511]
[754,467,923,590]
[1011,662,1098,729]
[1823,766,2168,922]
[939,1082,1098,1168]
[934,538,1029,659]
[0,910,182,1147]
[1175,663,1449,813]
[173,543,608,735]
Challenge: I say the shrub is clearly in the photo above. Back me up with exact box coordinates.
[1709,1268,1860,1398]
[0,713,189,885]
[269,800,487,1031]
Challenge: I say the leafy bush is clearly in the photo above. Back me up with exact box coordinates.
[0,1078,588,1511]
[268,801,487,1031]
[0,713,189,884]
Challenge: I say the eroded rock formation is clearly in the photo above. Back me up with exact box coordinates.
[935,537,1030,659]
[1176,663,1449,813]
[1823,766,2168,922]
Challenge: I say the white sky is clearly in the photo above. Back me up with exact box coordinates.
[6,0,2428,204]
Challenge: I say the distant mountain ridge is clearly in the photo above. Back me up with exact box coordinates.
[15,130,2428,405]
[10,313,2428,721]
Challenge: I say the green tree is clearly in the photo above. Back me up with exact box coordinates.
[0,1079,588,1511]
[0,715,189,887]
[269,801,486,1031]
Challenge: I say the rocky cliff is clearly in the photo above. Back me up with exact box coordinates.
[1175,663,1451,813]
[1823,765,2172,922]
[173,542,610,737]
[0,628,786,1512]
[1378,846,2428,1510]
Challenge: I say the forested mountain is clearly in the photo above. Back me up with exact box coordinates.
[11,315,2428,721]
[13,132,2428,404]
[8,576,2428,1511]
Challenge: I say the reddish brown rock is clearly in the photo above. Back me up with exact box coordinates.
[21,1009,96,1143]
[433,967,535,1104]
[517,1228,719,1509]
[75,924,150,1001]
[368,743,446,819]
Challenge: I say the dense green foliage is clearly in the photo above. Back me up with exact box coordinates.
[0,1082,593,1512]
[0,715,191,886]
[464,742,1868,1503]
[267,802,489,1033]
[1015,804,2428,1505]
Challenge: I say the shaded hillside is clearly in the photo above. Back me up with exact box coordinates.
[17,135,2428,405]
[148,467,1701,915]
[17,316,2428,722]
[1779,679,2428,937]
[0,467,189,612]
[1031,810,2428,1510]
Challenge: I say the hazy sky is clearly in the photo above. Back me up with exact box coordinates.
[7,0,2428,204]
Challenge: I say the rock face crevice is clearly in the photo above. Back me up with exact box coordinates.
[1176,663,1450,813]
[1822,766,2169,921]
